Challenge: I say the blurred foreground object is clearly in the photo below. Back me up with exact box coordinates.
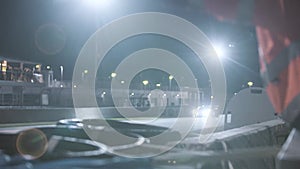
[202,0,300,168]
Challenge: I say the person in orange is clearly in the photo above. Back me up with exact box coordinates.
[199,0,300,168]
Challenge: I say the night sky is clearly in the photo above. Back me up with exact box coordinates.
[0,0,262,94]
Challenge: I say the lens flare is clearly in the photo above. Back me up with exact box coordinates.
[16,129,48,160]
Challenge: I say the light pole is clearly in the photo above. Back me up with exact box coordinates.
[82,69,88,81]
[60,66,63,82]
[142,80,149,90]
[168,75,173,91]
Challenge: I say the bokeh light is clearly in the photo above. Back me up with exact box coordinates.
[16,129,48,160]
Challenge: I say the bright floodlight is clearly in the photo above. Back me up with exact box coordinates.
[213,45,225,58]
[84,0,109,8]
[168,75,174,80]
[213,43,226,58]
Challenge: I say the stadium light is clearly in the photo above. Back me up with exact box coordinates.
[213,44,226,58]
[111,72,117,78]
[142,80,149,86]
[84,0,110,8]
[247,81,254,87]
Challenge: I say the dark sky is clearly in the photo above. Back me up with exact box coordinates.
[0,0,261,94]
